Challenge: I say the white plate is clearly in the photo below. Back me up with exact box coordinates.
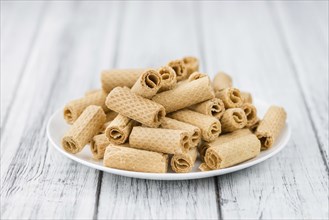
[47,99,291,180]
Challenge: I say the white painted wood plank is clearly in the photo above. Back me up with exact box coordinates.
[200,1,328,219]
[97,2,219,220]
[1,2,120,219]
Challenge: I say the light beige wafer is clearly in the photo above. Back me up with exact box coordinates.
[199,163,212,171]
[90,134,110,159]
[105,114,136,144]
[101,68,148,93]
[105,87,165,127]
[129,127,190,154]
[182,56,199,76]
[131,69,162,98]
[241,103,258,127]
[100,121,111,134]
[167,59,187,81]
[189,98,225,119]
[205,134,261,169]
[63,90,109,124]
[85,89,101,96]
[198,141,210,162]
[187,72,207,82]
[171,147,198,173]
[250,118,261,133]
[255,106,286,150]
[152,77,215,113]
[62,105,106,154]
[170,109,221,142]
[241,91,253,103]
[215,87,243,108]
[160,117,201,148]
[213,71,232,91]
[106,111,118,122]
[220,108,247,133]
[158,66,177,92]
[103,145,168,173]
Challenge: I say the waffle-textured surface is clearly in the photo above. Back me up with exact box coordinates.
[220,108,247,133]
[189,98,225,119]
[90,133,110,159]
[105,114,135,144]
[131,69,162,98]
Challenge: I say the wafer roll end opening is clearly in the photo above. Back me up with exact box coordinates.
[191,128,201,146]
[230,89,242,106]
[205,148,221,170]
[181,133,190,151]
[171,156,191,173]
[62,137,80,154]
[63,106,75,124]
[256,133,273,149]
[144,70,161,89]
[154,108,166,125]
[105,126,125,144]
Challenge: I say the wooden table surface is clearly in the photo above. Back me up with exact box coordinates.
[1,1,328,219]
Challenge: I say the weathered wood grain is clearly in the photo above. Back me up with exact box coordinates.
[199,1,328,219]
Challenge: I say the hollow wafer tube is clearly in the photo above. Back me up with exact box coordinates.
[215,87,243,108]
[220,108,247,133]
[106,111,118,122]
[182,56,199,76]
[105,87,165,127]
[213,71,232,91]
[105,114,136,144]
[90,134,110,159]
[160,117,201,148]
[169,109,221,142]
[189,98,225,119]
[171,147,198,173]
[129,127,190,154]
[198,142,210,162]
[187,72,207,82]
[241,91,253,103]
[167,59,187,81]
[152,77,215,113]
[158,66,177,92]
[101,68,148,93]
[62,105,106,154]
[241,103,258,127]
[131,69,162,99]
[199,163,212,171]
[103,145,168,173]
[204,134,261,169]
[250,118,261,133]
[255,106,286,150]
[63,91,109,124]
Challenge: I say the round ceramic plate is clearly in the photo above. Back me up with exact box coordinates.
[47,99,291,180]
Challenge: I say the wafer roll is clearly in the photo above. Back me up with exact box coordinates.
[85,89,101,96]
[205,134,260,169]
[215,87,243,108]
[220,108,247,133]
[255,106,286,150]
[189,98,225,119]
[90,134,110,159]
[182,56,199,76]
[101,68,148,93]
[160,117,201,148]
[199,163,212,171]
[167,59,187,81]
[171,147,198,173]
[106,111,118,122]
[100,121,111,134]
[158,66,177,92]
[62,105,106,154]
[105,114,136,144]
[64,91,109,124]
[198,142,210,162]
[106,87,165,127]
[241,103,258,127]
[170,109,221,142]
[250,119,261,133]
[104,145,168,173]
[129,127,190,154]
[187,72,207,82]
[241,92,253,103]
[131,69,162,98]
[152,77,215,113]
[213,71,232,91]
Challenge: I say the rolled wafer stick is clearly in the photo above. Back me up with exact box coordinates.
[171,147,198,173]
[100,121,111,134]
[158,66,177,92]
[63,90,109,124]
[169,109,221,142]
[62,105,106,154]
[189,98,225,119]
[215,87,243,108]
[250,118,261,133]
[85,89,101,96]
[160,117,201,148]
[182,56,199,76]
[152,77,215,113]
[90,134,110,159]
[241,103,258,127]
[255,106,286,150]
[129,127,190,154]
[187,72,207,82]
[198,142,210,162]
[103,145,168,173]
[106,87,165,127]
[204,134,261,169]
[220,108,247,133]
[241,91,253,103]
[199,163,212,171]
[101,68,148,93]
[167,59,187,81]
[105,114,136,144]
[131,69,162,98]
[106,111,118,122]
[213,71,232,91]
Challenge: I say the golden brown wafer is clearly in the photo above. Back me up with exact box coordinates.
[103,145,168,173]
[213,71,232,91]
[241,103,258,127]
[199,163,212,171]
[220,108,247,133]
[105,111,118,122]
[158,66,177,92]
[171,147,198,173]
[169,109,221,142]
[198,141,210,162]
[105,114,136,144]
[62,105,106,154]
[250,118,261,133]
[105,87,165,127]
[240,91,253,103]
[182,56,199,76]
[187,72,207,82]
[204,134,260,169]
[189,98,225,119]
[215,87,243,108]
[167,59,187,81]
[90,134,110,159]
[129,127,190,154]
[131,69,162,98]
[255,106,286,150]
